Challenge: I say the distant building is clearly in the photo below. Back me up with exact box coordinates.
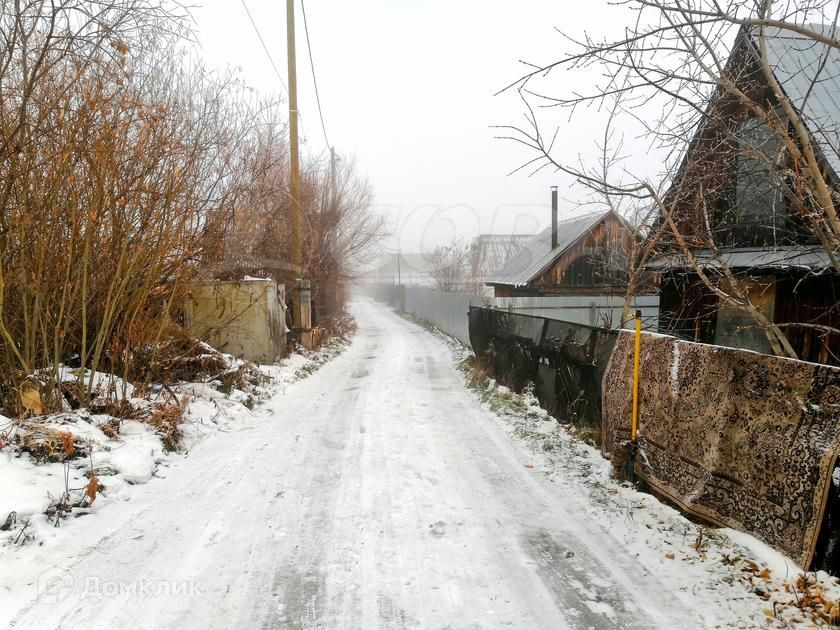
[367,253,436,286]
[468,234,533,290]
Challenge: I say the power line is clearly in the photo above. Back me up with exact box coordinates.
[300,0,331,150]
[240,0,288,96]
[240,0,310,141]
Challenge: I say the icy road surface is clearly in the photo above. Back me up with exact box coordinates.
[9,300,698,629]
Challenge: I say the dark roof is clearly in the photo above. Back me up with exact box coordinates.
[647,246,833,271]
[485,212,608,287]
[746,25,840,178]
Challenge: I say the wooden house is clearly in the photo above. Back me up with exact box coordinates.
[485,210,642,298]
[650,25,840,364]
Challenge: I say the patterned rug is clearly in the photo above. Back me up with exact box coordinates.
[602,331,840,568]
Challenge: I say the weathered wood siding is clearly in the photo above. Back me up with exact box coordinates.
[532,214,634,294]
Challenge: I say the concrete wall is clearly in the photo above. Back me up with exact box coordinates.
[185,279,287,364]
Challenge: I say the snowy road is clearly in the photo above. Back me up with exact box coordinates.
[8,300,699,629]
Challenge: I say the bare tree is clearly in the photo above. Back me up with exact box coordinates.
[302,154,387,317]
[217,140,386,318]
[498,0,840,359]
[430,241,469,292]
[0,1,268,410]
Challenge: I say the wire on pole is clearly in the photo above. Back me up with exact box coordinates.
[300,0,331,151]
[239,0,289,96]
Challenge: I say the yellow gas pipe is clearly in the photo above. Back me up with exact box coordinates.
[631,309,642,442]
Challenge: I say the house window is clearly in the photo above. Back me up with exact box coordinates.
[713,118,815,247]
[737,119,787,245]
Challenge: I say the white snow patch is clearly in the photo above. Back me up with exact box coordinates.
[0,333,351,598]
[56,365,135,400]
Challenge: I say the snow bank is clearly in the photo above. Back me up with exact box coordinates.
[56,366,135,400]
[0,334,351,547]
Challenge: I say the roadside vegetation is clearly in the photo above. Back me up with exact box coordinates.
[0,0,372,548]
[0,0,380,419]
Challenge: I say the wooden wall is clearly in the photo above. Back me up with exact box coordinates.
[533,214,635,295]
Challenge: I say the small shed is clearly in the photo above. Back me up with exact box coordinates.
[184,278,288,364]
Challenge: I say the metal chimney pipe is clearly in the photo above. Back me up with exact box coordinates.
[551,186,558,249]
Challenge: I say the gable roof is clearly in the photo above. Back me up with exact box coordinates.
[485,212,609,287]
[746,24,840,179]
[657,24,840,243]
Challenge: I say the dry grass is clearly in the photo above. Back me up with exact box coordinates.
[128,325,228,387]
[319,314,357,341]
[16,426,86,464]
[568,424,602,449]
[147,402,187,453]
[459,355,492,390]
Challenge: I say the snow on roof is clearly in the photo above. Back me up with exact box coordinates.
[485,212,608,287]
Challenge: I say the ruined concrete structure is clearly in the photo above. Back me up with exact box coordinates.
[184,278,288,364]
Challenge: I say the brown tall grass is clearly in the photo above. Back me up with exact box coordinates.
[0,2,384,415]
[0,2,250,412]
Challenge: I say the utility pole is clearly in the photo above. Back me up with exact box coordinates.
[397,250,401,285]
[286,0,302,270]
[286,0,311,339]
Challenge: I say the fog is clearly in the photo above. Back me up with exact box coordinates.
[193,1,652,252]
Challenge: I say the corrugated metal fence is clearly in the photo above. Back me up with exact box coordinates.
[403,288,488,345]
[468,307,617,426]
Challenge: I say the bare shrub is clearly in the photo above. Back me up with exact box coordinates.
[430,241,470,292]
[147,401,186,453]
[215,140,386,319]
[0,1,257,411]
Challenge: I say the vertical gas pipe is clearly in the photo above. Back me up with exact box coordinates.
[631,309,642,443]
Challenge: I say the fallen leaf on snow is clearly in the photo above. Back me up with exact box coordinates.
[86,473,99,505]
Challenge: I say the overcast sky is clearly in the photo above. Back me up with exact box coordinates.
[192,1,635,252]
